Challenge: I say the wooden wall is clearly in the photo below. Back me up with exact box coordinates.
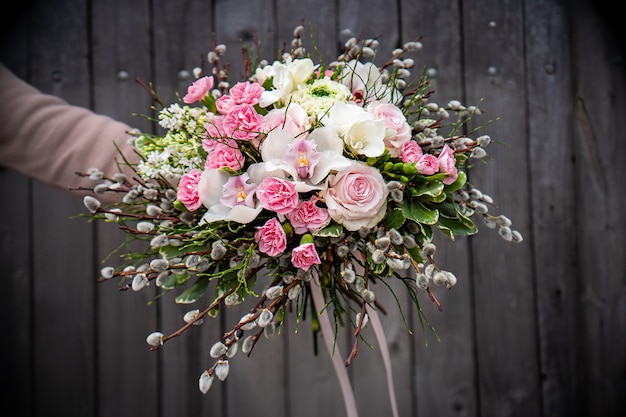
[1,1,624,416]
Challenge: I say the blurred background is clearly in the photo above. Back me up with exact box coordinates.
[1,1,624,416]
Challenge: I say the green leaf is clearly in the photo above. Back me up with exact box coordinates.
[402,200,439,225]
[444,170,467,192]
[385,207,405,230]
[437,216,478,237]
[415,181,444,198]
[314,223,344,237]
[175,276,210,304]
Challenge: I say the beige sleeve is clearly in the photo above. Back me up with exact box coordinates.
[0,63,137,197]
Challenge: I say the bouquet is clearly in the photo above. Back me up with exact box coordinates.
[77,24,521,400]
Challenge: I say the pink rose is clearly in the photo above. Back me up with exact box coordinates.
[256,177,299,214]
[255,217,287,257]
[367,101,411,157]
[291,243,321,271]
[182,76,214,104]
[323,161,389,231]
[438,144,458,185]
[176,168,204,211]
[400,140,424,163]
[416,154,439,175]
[286,197,330,234]
[205,142,245,171]
[222,104,265,140]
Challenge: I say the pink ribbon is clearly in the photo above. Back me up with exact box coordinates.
[310,271,399,417]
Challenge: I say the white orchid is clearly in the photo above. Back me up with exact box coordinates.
[250,126,351,192]
[197,169,263,224]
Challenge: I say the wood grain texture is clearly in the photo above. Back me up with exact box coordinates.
[0,0,624,416]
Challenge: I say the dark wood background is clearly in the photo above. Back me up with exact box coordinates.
[1,1,624,416]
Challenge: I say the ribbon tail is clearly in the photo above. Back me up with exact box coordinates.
[310,272,359,417]
[368,305,400,417]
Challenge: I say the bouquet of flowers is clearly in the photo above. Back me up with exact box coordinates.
[77,24,521,398]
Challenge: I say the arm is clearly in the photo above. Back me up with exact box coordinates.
[0,63,136,197]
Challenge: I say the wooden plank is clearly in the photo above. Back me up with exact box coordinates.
[273,4,351,417]
[0,5,34,416]
[211,3,289,416]
[523,1,582,416]
[462,1,540,416]
[333,4,417,415]
[570,1,626,415]
[24,0,98,415]
[149,1,225,415]
[89,1,160,417]
[401,1,478,416]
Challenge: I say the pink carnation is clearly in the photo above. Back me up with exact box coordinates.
[286,197,330,234]
[416,154,439,175]
[256,177,299,215]
[222,104,265,141]
[400,141,423,163]
[176,168,204,211]
[204,116,226,140]
[438,144,458,185]
[205,142,245,171]
[291,243,321,271]
[182,76,214,104]
[255,217,287,257]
